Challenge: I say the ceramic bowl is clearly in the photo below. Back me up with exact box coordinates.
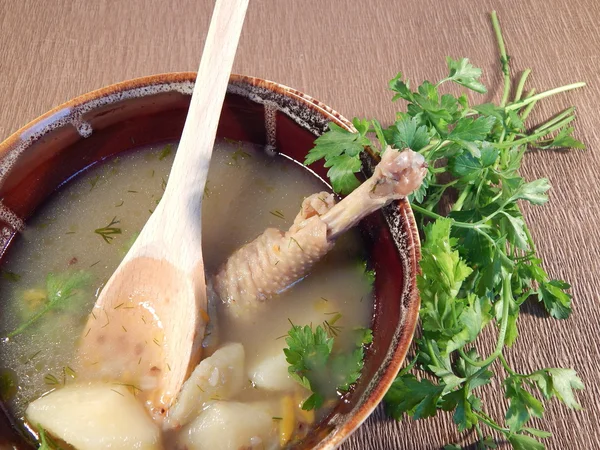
[0,73,421,449]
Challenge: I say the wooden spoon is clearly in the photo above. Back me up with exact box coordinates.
[78,0,249,422]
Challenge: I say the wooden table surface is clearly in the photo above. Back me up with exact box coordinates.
[1,0,598,448]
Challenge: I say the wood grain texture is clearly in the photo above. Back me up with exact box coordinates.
[0,0,598,448]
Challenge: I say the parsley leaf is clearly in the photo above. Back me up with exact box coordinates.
[527,368,584,409]
[38,425,66,450]
[384,117,430,151]
[283,322,372,410]
[508,433,546,450]
[537,280,572,319]
[304,120,370,194]
[384,374,444,420]
[444,57,488,93]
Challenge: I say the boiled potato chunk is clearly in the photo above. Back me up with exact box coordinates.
[26,384,161,450]
[248,349,296,392]
[179,401,277,450]
[165,342,245,429]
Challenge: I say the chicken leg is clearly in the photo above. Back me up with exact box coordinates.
[213,147,427,319]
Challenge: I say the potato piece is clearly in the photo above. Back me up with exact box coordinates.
[248,349,297,392]
[165,342,245,429]
[179,401,278,450]
[26,384,161,450]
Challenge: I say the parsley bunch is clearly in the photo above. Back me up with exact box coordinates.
[284,323,373,410]
[303,11,584,450]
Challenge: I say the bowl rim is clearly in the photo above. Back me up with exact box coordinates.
[0,72,421,449]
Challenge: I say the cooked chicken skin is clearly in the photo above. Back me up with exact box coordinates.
[213,147,427,319]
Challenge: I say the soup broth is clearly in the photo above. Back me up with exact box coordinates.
[0,140,373,448]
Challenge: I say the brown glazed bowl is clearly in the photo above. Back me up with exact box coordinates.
[0,73,420,449]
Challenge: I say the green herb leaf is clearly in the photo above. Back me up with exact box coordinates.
[445,57,488,93]
[384,374,444,420]
[527,368,584,410]
[284,323,372,410]
[38,425,67,450]
[537,280,572,319]
[323,154,362,194]
[384,117,430,151]
[508,433,546,450]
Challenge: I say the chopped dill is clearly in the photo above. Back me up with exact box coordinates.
[94,216,122,244]
[84,328,91,337]
[113,383,142,395]
[204,181,211,198]
[89,174,101,191]
[25,350,41,363]
[228,148,251,166]
[166,363,171,371]
[272,417,283,421]
[324,311,340,315]
[127,190,138,194]
[320,297,329,302]
[161,177,167,191]
[196,384,205,392]
[269,209,285,220]
[288,237,304,252]
[153,338,161,346]
[224,137,242,146]
[114,303,124,310]
[158,144,173,161]
[1,271,21,282]
[63,366,76,380]
[149,209,154,214]
[122,325,127,332]
[323,313,343,338]
[90,260,100,268]
[91,311,97,320]
[151,169,155,178]
[44,374,60,386]
[274,260,280,266]
[317,196,329,205]
[64,231,76,235]
[115,200,124,207]
[110,389,124,397]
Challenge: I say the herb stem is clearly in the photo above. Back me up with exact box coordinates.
[513,69,532,102]
[499,353,518,376]
[523,222,537,253]
[474,411,509,433]
[491,11,511,107]
[451,185,471,212]
[459,276,512,368]
[506,82,586,111]
[6,304,51,338]
[519,89,537,121]
[493,115,575,148]
[533,107,576,134]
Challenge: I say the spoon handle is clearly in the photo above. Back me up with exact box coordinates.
[157,0,249,264]
[165,0,248,206]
